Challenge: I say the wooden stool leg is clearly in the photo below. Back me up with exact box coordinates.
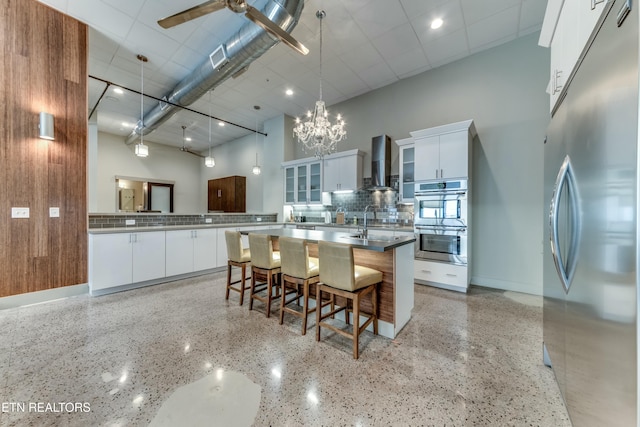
[316,287,323,341]
[266,271,272,318]
[279,276,287,325]
[249,270,256,311]
[239,264,246,306]
[373,283,378,335]
[353,293,360,359]
[225,263,232,300]
[301,280,310,335]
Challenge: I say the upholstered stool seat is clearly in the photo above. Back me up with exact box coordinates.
[279,237,334,335]
[248,233,282,317]
[224,230,252,305]
[316,240,381,359]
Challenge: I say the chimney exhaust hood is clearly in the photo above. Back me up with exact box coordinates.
[370,135,392,189]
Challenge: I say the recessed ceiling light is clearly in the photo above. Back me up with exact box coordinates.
[113,87,124,94]
[185,137,192,142]
[121,121,133,127]
[431,18,443,30]
[285,89,294,96]
[218,122,225,127]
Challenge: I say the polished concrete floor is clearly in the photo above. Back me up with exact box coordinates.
[0,272,570,426]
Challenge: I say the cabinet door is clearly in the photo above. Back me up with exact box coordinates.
[414,136,439,181]
[89,233,133,291]
[297,164,308,203]
[193,229,217,271]
[309,161,322,203]
[323,157,340,191]
[338,156,357,191]
[165,230,194,276]
[439,131,468,179]
[132,231,166,283]
[399,145,415,202]
[284,167,295,204]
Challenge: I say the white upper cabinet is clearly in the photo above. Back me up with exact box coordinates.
[322,149,363,192]
[396,138,415,203]
[412,120,476,182]
[540,0,608,112]
[282,159,322,204]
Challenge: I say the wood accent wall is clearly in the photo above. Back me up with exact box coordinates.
[0,0,88,297]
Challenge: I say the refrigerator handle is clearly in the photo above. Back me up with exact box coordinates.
[549,155,582,294]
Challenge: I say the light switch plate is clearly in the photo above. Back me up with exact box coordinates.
[49,207,60,218]
[11,207,29,218]
[256,217,262,222]
[125,219,135,225]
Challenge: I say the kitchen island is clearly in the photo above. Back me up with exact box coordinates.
[242,228,415,339]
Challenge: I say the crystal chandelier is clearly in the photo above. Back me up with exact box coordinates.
[293,10,346,158]
[135,54,149,157]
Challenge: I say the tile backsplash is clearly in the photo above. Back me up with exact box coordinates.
[88,213,278,229]
[290,175,414,225]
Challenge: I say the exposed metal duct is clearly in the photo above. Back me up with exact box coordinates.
[125,0,304,145]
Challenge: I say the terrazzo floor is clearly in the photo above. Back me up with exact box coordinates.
[0,272,571,426]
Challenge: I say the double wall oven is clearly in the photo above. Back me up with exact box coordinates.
[414,180,467,265]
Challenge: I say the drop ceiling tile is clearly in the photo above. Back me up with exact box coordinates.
[169,45,204,72]
[101,0,144,17]
[67,1,135,39]
[338,41,384,73]
[519,0,547,35]
[352,0,411,39]
[371,23,422,59]
[422,28,470,65]
[356,61,397,89]
[37,0,68,13]
[460,0,521,25]
[467,5,520,51]
[341,0,377,15]
[412,1,466,45]
[89,29,120,63]
[399,0,451,17]
[124,22,181,64]
[387,47,430,77]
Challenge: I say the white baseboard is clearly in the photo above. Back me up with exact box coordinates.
[0,283,89,310]
[471,275,541,296]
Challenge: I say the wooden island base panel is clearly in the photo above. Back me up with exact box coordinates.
[244,228,415,339]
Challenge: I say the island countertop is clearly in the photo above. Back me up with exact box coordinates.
[240,228,415,252]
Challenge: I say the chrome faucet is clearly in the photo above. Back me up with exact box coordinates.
[363,205,376,238]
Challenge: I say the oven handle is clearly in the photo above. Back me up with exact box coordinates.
[415,225,467,232]
[415,190,467,197]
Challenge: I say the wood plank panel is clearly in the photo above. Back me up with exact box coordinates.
[0,0,87,297]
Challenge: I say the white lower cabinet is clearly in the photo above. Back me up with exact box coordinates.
[414,259,468,292]
[166,229,217,276]
[89,231,166,293]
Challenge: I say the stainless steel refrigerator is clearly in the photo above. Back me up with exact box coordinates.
[543,1,638,425]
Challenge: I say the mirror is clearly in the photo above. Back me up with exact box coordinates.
[116,176,174,213]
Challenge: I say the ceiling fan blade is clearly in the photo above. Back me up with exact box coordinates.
[245,6,309,55]
[158,0,226,29]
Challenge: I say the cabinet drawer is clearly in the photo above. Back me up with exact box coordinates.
[414,259,467,287]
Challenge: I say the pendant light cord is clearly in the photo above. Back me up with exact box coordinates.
[318,11,324,101]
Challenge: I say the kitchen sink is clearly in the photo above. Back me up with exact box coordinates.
[342,233,402,242]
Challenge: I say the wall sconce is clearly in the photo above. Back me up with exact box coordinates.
[39,112,54,140]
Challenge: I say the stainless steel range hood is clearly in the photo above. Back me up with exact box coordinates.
[370,135,392,189]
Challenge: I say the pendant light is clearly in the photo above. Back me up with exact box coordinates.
[252,105,261,175]
[204,90,215,167]
[135,54,149,157]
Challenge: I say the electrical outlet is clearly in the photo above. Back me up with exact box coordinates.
[49,207,60,218]
[205,218,212,223]
[11,207,29,218]
[125,219,135,226]
[256,217,262,222]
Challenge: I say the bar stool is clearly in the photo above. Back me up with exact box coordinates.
[248,233,281,317]
[224,230,251,305]
[316,241,382,359]
[279,237,334,335]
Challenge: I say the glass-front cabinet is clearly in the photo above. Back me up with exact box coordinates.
[396,137,415,203]
[283,160,322,204]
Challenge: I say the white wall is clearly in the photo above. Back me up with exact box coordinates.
[292,33,550,295]
[94,132,202,213]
